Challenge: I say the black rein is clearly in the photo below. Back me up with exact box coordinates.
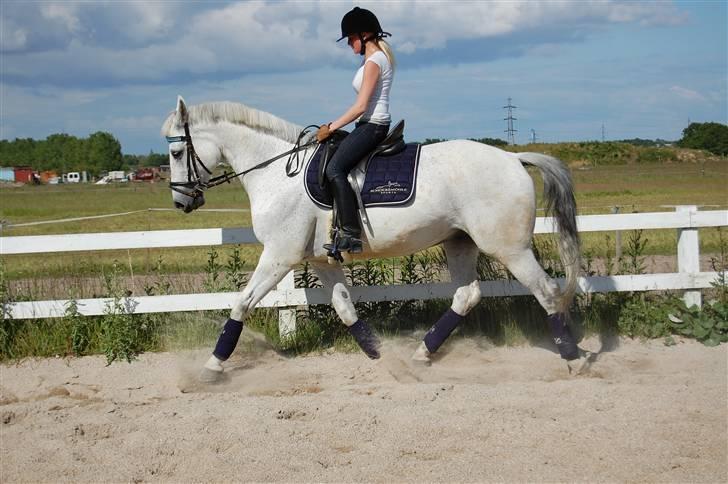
[167,122,319,197]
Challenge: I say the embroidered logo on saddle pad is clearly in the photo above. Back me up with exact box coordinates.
[304,143,421,209]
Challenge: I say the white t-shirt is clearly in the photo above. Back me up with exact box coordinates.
[352,50,393,125]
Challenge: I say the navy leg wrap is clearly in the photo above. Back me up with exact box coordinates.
[213,318,244,361]
[424,308,463,354]
[348,320,381,359]
[548,313,580,360]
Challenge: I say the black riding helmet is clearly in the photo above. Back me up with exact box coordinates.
[337,7,391,55]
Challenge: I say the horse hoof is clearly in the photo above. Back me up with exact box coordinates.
[198,367,223,384]
[566,350,593,375]
[411,342,432,366]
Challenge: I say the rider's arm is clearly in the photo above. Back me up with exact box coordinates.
[329,61,380,131]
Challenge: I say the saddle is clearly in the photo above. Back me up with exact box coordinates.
[304,120,421,261]
[305,120,421,215]
[317,120,407,191]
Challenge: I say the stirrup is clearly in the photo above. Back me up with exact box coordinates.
[324,233,362,262]
[324,242,344,263]
[338,236,362,254]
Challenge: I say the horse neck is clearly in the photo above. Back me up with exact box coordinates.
[218,123,299,202]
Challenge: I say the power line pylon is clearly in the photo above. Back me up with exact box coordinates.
[503,97,517,145]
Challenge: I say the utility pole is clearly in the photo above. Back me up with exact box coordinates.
[503,97,517,145]
[601,123,605,142]
[530,129,537,144]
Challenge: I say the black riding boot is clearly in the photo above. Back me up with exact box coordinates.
[330,175,362,253]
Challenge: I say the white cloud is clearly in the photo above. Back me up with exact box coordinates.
[0,17,28,51]
[383,0,686,52]
[1,0,689,87]
[669,85,706,101]
[40,3,81,34]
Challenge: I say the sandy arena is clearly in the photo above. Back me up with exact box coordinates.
[1,334,726,483]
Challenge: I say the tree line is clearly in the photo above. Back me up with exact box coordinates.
[422,122,728,156]
[0,132,167,176]
[1,122,724,176]
[0,132,124,175]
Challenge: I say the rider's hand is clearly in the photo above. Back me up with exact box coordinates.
[316,123,331,143]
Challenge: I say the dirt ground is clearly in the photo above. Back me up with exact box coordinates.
[1,334,726,483]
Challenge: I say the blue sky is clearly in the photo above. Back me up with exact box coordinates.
[1,0,726,154]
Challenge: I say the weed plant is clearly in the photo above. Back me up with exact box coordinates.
[2,226,727,362]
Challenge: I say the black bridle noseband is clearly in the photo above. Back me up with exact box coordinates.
[165,122,318,197]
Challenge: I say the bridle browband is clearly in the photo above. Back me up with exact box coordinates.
[165,122,318,197]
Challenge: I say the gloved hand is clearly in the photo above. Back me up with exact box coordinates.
[316,123,331,143]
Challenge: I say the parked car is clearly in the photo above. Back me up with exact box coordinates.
[133,167,158,182]
[63,172,80,183]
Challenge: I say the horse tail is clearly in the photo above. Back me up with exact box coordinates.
[516,152,581,311]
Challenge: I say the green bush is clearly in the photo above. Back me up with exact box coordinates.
[678,122,728,156]
[668,301,728,346]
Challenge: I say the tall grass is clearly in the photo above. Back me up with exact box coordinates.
[2,160,726,279]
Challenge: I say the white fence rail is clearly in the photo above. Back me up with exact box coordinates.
[2,206,726,326]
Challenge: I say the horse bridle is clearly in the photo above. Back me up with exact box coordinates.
[165,122,319,197]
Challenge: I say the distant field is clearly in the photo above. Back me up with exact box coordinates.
[1,159,726,281]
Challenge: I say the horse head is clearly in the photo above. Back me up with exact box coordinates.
[164,96,225,213]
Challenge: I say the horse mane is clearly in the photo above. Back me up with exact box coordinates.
[161,101,302,143]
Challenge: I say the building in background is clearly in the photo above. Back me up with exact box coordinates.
[0,167,14,182]
[13,166,35,183]
[39,171,58,183]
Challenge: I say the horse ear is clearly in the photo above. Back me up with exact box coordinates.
[175,95,189,125]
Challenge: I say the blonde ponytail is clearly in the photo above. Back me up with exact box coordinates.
[376,39,396,71]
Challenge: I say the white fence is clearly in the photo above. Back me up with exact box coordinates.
[2,206,726,334]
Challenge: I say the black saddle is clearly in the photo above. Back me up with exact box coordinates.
[318,120,406,190]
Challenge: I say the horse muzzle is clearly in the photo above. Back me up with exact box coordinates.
[173,192,205,213]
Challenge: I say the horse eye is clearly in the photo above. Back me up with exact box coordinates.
[171,149,183,159]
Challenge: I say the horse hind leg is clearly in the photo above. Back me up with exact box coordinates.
[412,280,482,364]
[410,237,483,362]
[497,248,589,372]
[442,236,480,286]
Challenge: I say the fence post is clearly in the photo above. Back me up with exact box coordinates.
[277,270,297,337]
[612,206,622,266]
[676,205,701,308]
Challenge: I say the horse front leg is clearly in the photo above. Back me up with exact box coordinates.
[412,280,481,364]
[310,261,381,359]
[201,249,296,382]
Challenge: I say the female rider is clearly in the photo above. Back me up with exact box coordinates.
[316,6,396,254]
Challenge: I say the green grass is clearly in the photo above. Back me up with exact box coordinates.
[1,158,726,282]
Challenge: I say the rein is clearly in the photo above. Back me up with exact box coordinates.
[165,122,319,196]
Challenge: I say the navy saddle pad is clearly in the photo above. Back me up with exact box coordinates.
[304,143,422,209]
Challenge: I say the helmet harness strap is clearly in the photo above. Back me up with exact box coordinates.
[358,33,367,55]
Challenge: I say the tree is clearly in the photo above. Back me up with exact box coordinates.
[87,131,123,174]
[678,122,728,156]
[0,132,123,174]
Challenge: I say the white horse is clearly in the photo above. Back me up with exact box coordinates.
[161,97,585,381]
